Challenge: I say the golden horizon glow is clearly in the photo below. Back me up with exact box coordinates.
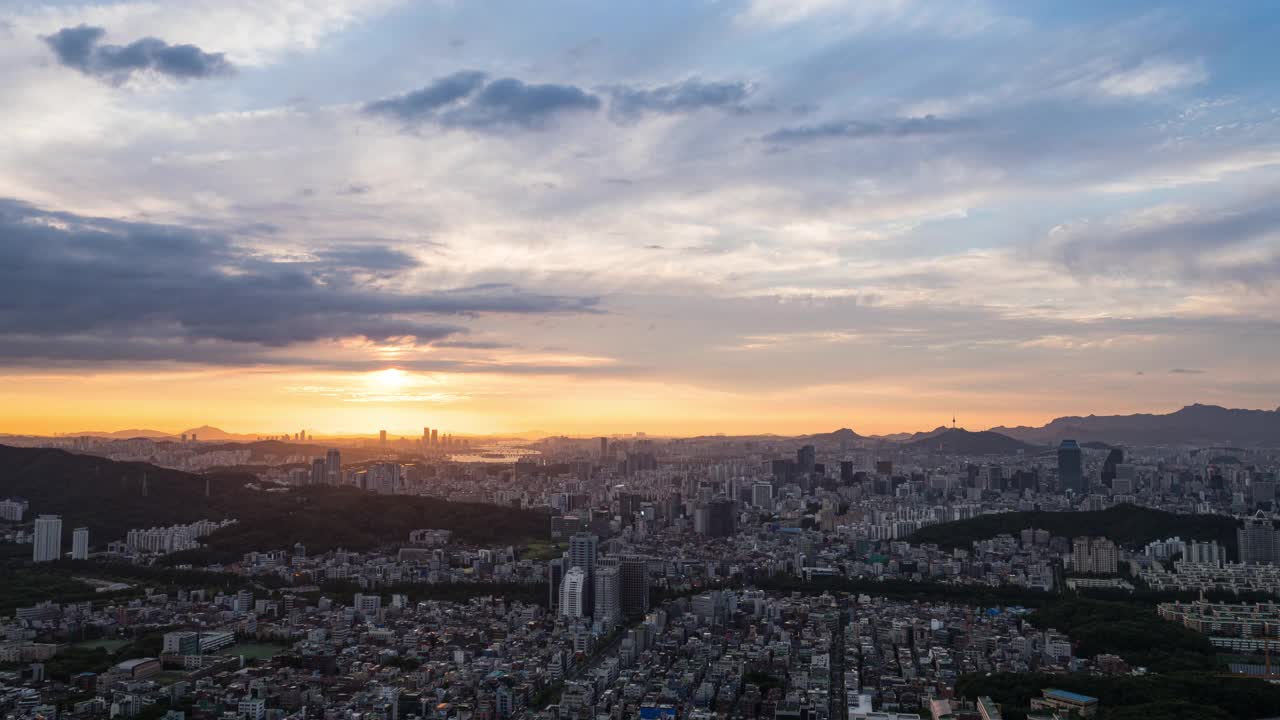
[0,363,1261,439]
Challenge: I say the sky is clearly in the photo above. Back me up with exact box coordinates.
[1,0,1279,437]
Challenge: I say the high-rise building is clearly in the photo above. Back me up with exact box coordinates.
[797,445,816,475]
[379,429,387,446]
[593,560,622,628]
[1101,448,1124,487]
[1071,536,1118,575]
[325,449,342,485]
[33,514,62,563]
[771,459,794,484]
[1238,513,1280,565]
[1186,540,1225,567]
[423,427,430,446]
[987,465,1005,492]
[618,493,643,526]
[0,498,27,522]
[619,556,649,618]
[623,452,657,476]
[559,566,588,619]
[71,527,89,560]
[840,461,854,484]
[430,429,438,446]
[695,498,736,538]
[568,532,598,613]
[369,462,401,494]
[310,457,326,486]
[751,482,774,510]
[1057,440,1084,494]
[548,557,566,612]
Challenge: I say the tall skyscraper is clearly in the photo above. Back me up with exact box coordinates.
[325,449,342,485]
[1238,513,1279,565]
[430,429,438,446]
[696,498,736,538]
[619,556,650,618]
[594,560,622,628]
[568,532,598,614]
[1101,448,1124,487]
[423,427,430,446]
[379,429,387,446]
[548,556,566,612]
[1057,439,1084,494]
[559,566,588,619]
[310,457,326,486]
[33,514,62,563]
[752,482,774,510]
[72,527,89,560]
[797,445,816,475]
[840,460,854,484]
[598,437,608,458]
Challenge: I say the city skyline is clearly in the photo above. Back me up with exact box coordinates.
[6,400,1279,441]
[3,1,1280,436]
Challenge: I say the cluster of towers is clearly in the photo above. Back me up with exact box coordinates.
[420,427,463,449]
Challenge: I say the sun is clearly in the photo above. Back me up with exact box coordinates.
[370,368,408,389]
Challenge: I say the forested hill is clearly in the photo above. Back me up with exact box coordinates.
[910,504,1238,556]
[0,445,548,560]
[899,428,1043,455]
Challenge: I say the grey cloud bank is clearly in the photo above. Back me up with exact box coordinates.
[0,199,597,363]
[44,25,233,82]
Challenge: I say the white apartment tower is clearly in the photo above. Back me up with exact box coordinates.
[33,514,62,563]
[72,527,89,560]
[560,566,588,619]
[593,561,622,628]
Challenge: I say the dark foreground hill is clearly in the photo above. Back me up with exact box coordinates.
[910,504,1239,556]
[0,445,548,561]
[899,428,1043,455]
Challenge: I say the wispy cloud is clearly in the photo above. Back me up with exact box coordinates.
[762,115,974,145]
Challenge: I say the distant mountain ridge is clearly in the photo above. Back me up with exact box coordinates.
[180,425,259,441]
[989,404,1280,447]
[56,425,268,442]
[800,427,863,443]
[61,428,173,439]
[900,428,1043,455]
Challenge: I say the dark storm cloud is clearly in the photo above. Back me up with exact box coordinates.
[762,114,971,145]
[44,25,232,83]
[608,79,753,120]
[0,199,598,361]
[365,71,600,130]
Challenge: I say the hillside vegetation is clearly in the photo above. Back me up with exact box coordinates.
[957,672,1280,720]
[0,445,548,560]
[910,504,1238,555]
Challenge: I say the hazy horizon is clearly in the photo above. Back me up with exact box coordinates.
[5,400,1276,441]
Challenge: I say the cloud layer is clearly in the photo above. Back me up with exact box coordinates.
[1,0,1278,432]
[44,25,233,83]
[365,72,601,130]
[0,199,596,362]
